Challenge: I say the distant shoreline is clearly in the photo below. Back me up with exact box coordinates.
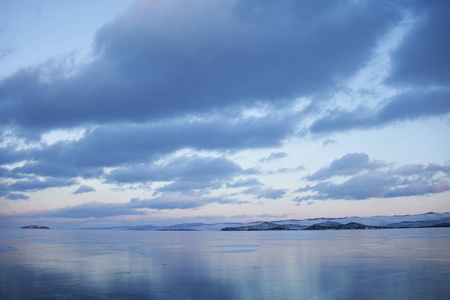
[77,212,450,232]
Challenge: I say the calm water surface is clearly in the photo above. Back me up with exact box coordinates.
[1,228,449,299]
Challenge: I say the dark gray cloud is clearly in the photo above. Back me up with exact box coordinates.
[3,177,77,197]
[17,112,297,175]
[375,89,450,122]
[1,169,77,199]
[387,0,450,87]
[73,185,96,195]
[297,153,450,201]
[0,113,296,200]
[307,1,450,135]
[310,89,450,134]
[0,146,31,166]
[383,181,449,198]
[12,161,98,179]
[0,0,401,134]
[106,156,244,195]
[1,0,448,206]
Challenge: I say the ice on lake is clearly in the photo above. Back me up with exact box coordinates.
[1,228,449,299]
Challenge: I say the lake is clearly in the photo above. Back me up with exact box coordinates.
[1,228,449,299]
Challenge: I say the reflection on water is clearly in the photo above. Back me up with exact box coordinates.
[1,229,449,299]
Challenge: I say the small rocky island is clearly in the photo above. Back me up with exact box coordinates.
[21,225,50,229]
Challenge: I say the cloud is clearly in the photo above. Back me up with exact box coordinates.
[0,112,296,200]
[5,193,29,201]
[256,188,287,200]
[0,146,31,166]
[239,185,287,198]
[4,195,244,219]
[307,1,450,136]
[107,156,241,184]
[73,185,96,194]
[106,155,246,195]
[8,112,297,176]
[258,152,287,163]
[383,181,449,198]
[0,0,402,134]
[3,178,77,196]
[310,89,450,134]
[0,0,448,213]
[305,153,383,181]
[0,48,14,61]
[256,214,288,220]
[387,1,450,87]
[41,202,145,219]
[297,153,450,201]
[227,178,262,188]
[390,163,450,177]
[242,186,264,195]
[297,174,449,201]
[298,173,393,201]
[268,165,305,175]
[130,196,242,210]
[155,181,223,195]
[1,176,76,200]
[12,161,96,179]
[375,89,450,122]
[323,139,336,147]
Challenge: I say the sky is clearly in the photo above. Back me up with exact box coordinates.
[0,0,449,229]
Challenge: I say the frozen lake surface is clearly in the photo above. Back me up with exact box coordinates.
[1,228,449,299]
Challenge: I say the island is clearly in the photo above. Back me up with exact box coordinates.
[303,221,382,230]
[20,225,50,229]
[221,219,450,231]
[221,222,306,231]
[78,212,450,231]
[221,221,381,231]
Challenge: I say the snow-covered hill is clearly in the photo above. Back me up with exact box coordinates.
[80,212,450,231]
[266,212,449,227]
[193,212,450,231]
